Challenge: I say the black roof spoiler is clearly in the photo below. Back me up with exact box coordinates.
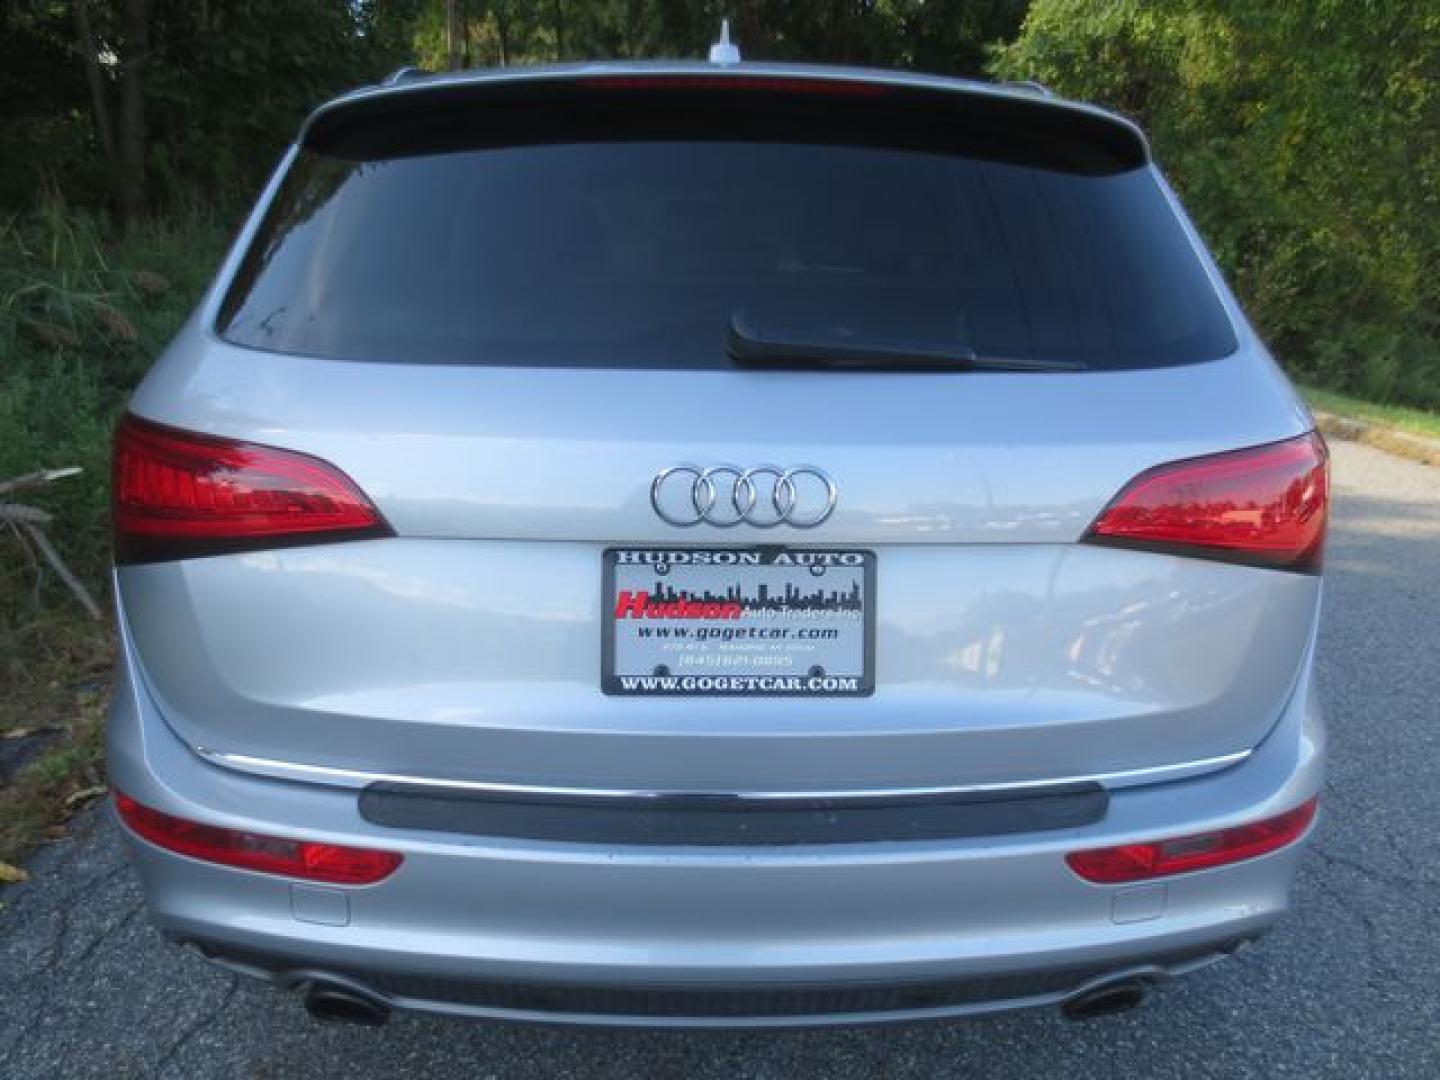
[302,65,1150,175]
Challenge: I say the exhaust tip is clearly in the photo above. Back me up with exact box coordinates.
[1061,978,1148,1021]
[303,983,391,1027]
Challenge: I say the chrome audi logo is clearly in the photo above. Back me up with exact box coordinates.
[651,465,837,528]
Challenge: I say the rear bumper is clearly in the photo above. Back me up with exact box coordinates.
[180,933,1240,1027]
[108,627,1323,1028]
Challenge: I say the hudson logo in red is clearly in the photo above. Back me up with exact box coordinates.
[614,591,742,620]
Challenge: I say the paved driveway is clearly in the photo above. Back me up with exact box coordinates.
[3,439,1437,1079]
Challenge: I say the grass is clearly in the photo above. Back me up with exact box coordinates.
[1,200,228,868]
[1300,385,1440,441]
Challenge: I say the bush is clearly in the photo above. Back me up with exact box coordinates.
[993,0,1440,409]
[0,200,228,609]
[0,202,224,863]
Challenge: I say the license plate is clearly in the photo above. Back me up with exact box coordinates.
[602,547,875,696]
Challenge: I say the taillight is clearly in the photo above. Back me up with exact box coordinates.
[115,792,402,885]
[113,414,391,564]
[1066,797,1318,884]
[1084,432,1328,571]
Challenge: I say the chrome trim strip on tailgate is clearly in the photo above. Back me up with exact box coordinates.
[190,745,1251,800]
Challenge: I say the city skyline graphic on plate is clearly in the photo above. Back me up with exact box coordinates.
[639,577,864,614]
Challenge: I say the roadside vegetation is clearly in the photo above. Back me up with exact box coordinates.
[1301,387,1440,444]
[993,1,1439,412]
[0,205,225,868]
[0,0,1435,871]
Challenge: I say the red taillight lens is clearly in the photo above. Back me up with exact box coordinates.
[113,414,391,563]
[115,792,402,885]
[1066,797,1318,884]
[1084,432,1328,571]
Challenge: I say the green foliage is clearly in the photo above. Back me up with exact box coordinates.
[0,201,227,603]
[994,0,1440,409]
[4,2,1025,214]
[0,1,416,217]
[3,0,1437,422]
[0,201,213,865]
[139,1,414,207]
[1302,384,1440,443]
[0,3,102,207]
[411,1,1025,73]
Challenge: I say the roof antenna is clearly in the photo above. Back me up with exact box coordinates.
[708,18,742,66]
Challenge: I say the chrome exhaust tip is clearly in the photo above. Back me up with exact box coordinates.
[303,982,391,1027]
[1061,977,1149,1021]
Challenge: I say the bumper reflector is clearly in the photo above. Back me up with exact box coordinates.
[115,792,402,885]
[1065,797,1318,883]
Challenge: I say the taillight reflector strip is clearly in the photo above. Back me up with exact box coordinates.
[1065,797,1318,883]
[113,414,391,563]
[115,792,402,885]
[1084,432,1328,571]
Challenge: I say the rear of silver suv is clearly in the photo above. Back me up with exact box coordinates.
[108,63,1327,1028]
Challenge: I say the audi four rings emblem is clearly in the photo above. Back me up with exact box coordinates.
[651,465,837,528]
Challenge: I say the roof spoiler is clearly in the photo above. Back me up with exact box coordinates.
[302,68,1150,175]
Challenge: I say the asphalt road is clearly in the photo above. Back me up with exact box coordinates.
[3,439,1438,1079]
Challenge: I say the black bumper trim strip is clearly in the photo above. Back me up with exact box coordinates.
[357,782,1108,845]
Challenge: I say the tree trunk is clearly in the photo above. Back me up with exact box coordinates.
[446,0,461,70]
[624,0,643,57]
[552,0,566,60]
[496,9,510,66]
[116,0,150,226]
[72,0,116,168]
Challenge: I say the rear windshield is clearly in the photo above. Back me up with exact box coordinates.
[219,141,1237,369]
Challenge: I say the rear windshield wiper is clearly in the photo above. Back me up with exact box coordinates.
[727,312,1083,372]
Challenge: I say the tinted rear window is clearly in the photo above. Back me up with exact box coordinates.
[219,140,1236,369]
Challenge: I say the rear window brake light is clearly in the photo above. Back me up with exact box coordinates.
[583,74,891,96]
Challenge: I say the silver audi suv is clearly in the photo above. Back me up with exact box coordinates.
[109,57,1327,1028]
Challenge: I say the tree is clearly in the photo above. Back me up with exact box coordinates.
[115,0,150,225]
[446,0,462,69]
[994,0,1440,407]
[65,0,152,225]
